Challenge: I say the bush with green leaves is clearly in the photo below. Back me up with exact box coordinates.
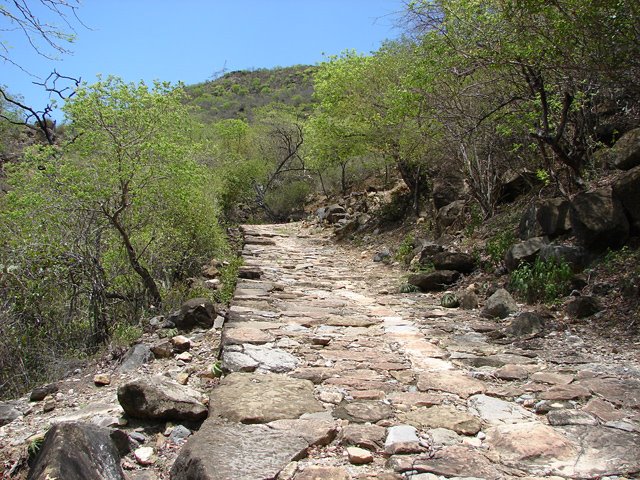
[486,230,516,267]
[395,234,416,264]
[510,258,572,304]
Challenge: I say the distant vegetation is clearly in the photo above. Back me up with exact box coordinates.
[184,65,316,122]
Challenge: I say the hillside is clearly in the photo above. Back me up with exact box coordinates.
[184,65,316,122]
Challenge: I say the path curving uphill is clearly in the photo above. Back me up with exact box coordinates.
[171,222,640,480]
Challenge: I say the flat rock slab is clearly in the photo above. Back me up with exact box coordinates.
[388,445,502,478]
[578,377,640,409]
[417,370,486,398]
[469,394,535,425]
[209,372,323,423]
[293,466,351,480]
[170,419,317,480]
[399,405,481,435]
[334,401,393,423]
[222,327,275,345]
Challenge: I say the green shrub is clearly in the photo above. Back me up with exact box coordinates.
[264,180,311,220]
[395,234,416,264]
[486,230,516,267]
[510,258,572,304]
[111,322,143,347]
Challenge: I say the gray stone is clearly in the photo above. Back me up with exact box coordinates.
[117,376,207,421]
[168,425,192,443]
[170,419,316,480]
[427,428,461,447]
[504,237,548,272]
[458,290,479,310]
[570,187,629,251]
[613,165,640,231]
[0,402,21,426]
[30,383,58,402]
[340,424,386,450]
[482,288,518,319]
[385,425,422,454]
[221,349,259,372]
[432,251,476,274]
[408,270,460,292]
[539,244,589,272]
[268,418,338,446]
[27,422,125,480]
[171,298,216,330]
[468,394,535,425]
[242,344,299,372]
[503,311,544,337]
[610,127,640,170]
[566,296,602,318]
[536,197,572,238]
[209,372,323,423]
[117,344,153,373]
[547,409,597,426]
[399,405,482,435]
[334,401,393,423]
[388,445,501,477]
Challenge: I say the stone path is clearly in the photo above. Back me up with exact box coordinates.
[174,223,640,480]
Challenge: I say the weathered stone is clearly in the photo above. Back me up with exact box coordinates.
[222,327,274,345]
[482,288,518,319]
[334,401,393,423]
[268,419,338,447]
[433,172,465,210]
[530,371,574,385]
[237,266,262,279]
[536,198,572,238]
[42,397,56,412]
[171,335,191,352]
[417,370,486,399]
[495,364,530,380]
[560,425,640,478]
[150,340,173,359]
[566,296,602,318]
[570,187,629,251]
[27,422,125,480]
[387,445,501,477]
[340,423,386,450]
[30,383,59,402]
[170,419,318,480]
[582,398,625,422]
[134,446,156,466]
[458,290,479,310]
[346,446,373,464]
[485,422,576,464]
[613,165,640,231]
[609,127,640,170]
[117,344,153,373]
[242,344,299,372]
[387,392,442,408]
[117,376,207,421]
[505,237,548,272]
[541,384,592,401]
[294,466,351,480]
[290,367,335,384]
[168,425,192,444]
[385,425,422,454]
[0,402,21,426]
[175,352,192,362]
[503,312,544,337]
[407,270,460,292]
[171,298,216,330]
[93,373,111,386]
[469,394,535,425]
[432,251,476,274]
[539,244,589,272]
[579,376,640,409]
[399,405,482,435]
[209,372,323,423]
[437,200,465,228]
[427,428,461,447]
[547,409,597,426]
[221,350,259,372]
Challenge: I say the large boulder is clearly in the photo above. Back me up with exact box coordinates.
[27,422,126,480]
[613,165,640,232]
[499,170,540,203]
[408,270,460,292]
[323,204,347,224]
[538,244,590,272]
[168,298,216,331]
[537,198,572,238]
[609,127,640,170]
[117,376,207,421]
[432,251,476,274]
[437,201,465,229]
[570,187,629,251]
[504,237,548,272]
[433,172,466,210]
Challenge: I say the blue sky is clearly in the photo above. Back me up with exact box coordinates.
[2,1,404,121]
